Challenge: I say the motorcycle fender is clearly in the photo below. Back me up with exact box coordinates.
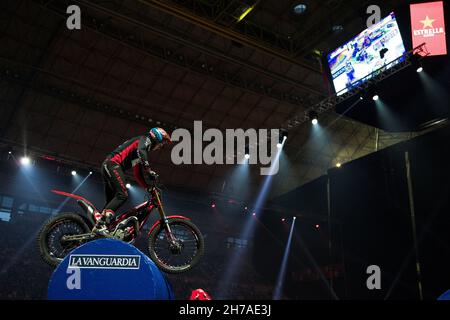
[76,200,96,227]
[148,215,190,236]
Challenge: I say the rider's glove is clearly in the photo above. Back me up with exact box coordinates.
[148,170,159,181]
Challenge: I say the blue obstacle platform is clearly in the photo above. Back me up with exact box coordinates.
[438,290,450,300]
[48,239,174,300]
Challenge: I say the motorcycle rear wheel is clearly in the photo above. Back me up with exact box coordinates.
[37,213,91,267]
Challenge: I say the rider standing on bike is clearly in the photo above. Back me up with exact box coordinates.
[93,127,172,235]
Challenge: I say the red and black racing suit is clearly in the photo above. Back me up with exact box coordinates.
[101,135,153,214]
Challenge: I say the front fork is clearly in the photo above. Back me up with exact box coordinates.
[153,189,177,244]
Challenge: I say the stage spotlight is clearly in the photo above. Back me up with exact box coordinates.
[293,216,296,220]
[411,53,424,73]
[358,88,369,101]
[282,218,286,222]
[211,202,216,208]
[336,163,342,168]
[20,157,30,166]
[8,151,12,155]
[71,170,77,176]
[126,183,131,189]
[372,94,379,101]
[293,4,307,14]
[278,129,288,148]
[315,224,320,229]
[243,144,251,160]
[252,212,256,216]
[280,129,288,141]
[308,110,318,125]
[89,171,93,175]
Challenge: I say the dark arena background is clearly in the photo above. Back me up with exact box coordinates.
[0,0,449,303]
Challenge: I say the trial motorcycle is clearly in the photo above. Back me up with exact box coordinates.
[37,178,204,273]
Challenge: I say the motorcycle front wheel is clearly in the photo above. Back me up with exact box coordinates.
[148,218,204,274]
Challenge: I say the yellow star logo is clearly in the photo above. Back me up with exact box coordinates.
[420,16,435,28]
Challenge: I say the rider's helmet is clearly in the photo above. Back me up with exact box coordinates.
[149,127,172,150]
[189,288,212,300]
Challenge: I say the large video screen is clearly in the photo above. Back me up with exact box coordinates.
[327,12,406,95]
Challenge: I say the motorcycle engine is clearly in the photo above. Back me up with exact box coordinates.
[112,218,136,242]
[113,228,125,240]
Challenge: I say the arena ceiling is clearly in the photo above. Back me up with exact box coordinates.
[0,0,417,199]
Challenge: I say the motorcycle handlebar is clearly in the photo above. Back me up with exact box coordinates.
[146,175,166,194]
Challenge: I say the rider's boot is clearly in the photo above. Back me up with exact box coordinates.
[92,209,114,237]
